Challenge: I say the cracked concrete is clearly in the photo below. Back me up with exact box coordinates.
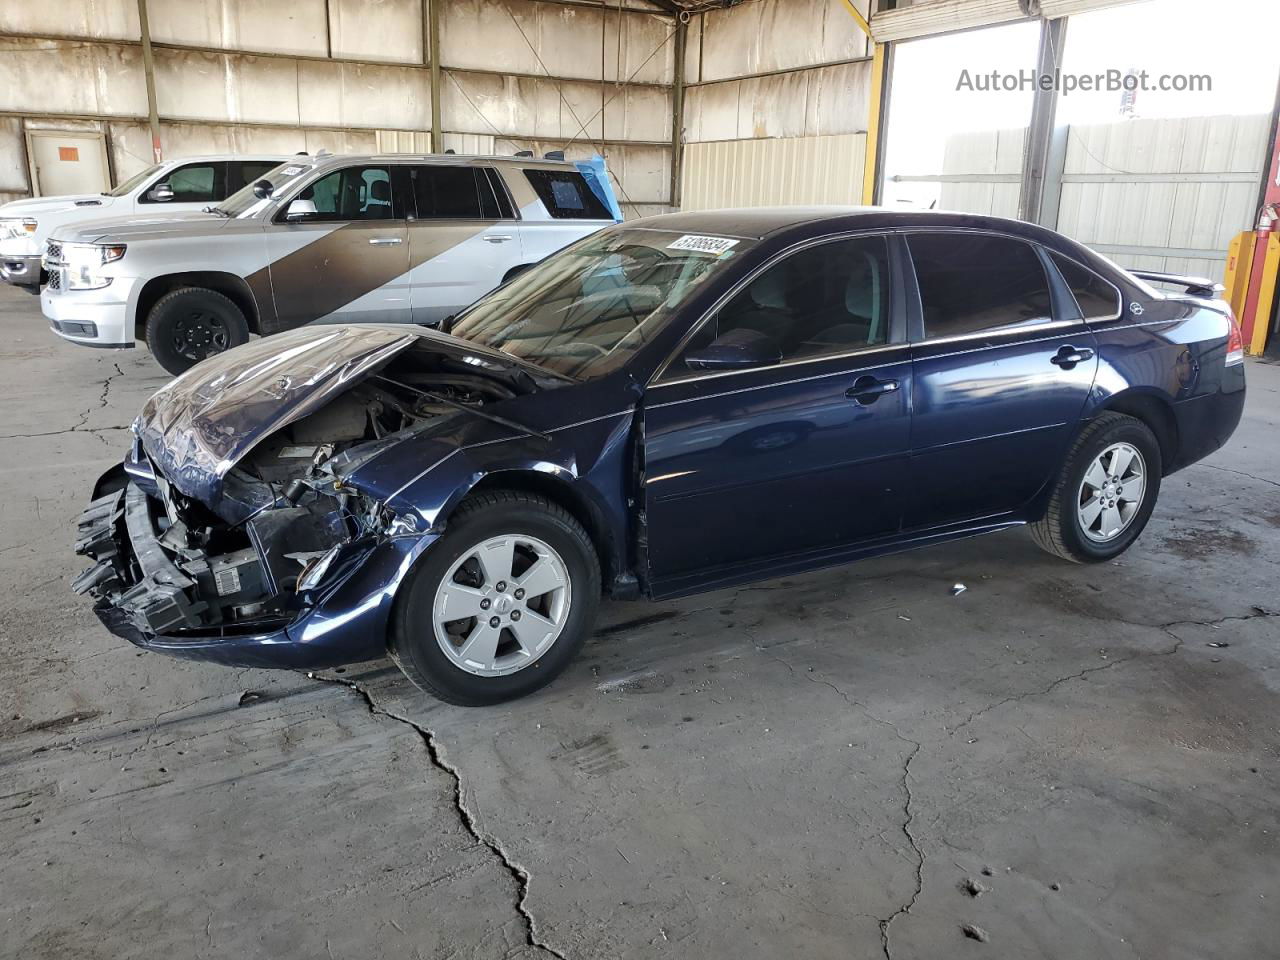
[2,284,1279,959]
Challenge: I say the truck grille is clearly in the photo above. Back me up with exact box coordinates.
[45,239,63,263]
[46,268,61,291]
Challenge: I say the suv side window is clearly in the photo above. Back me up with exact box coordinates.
[299,166,395,221]
[523,169,612,220]
[411,166,490,219]
[673,235,891,371]
[1050,251,1121,320]
[142,162,224,203]
[908,233,1053,339]
[228,160,284,195]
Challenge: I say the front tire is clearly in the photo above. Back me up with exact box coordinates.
[391,490,601,705]
[145,286,249,376]
[1031,412,1162,563]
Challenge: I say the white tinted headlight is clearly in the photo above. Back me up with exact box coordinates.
[0,218,36,240]
[62,242,126,290]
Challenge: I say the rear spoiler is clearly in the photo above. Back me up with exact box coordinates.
[1129,270,1223,298]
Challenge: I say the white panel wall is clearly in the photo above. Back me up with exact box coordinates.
[1056,114,1270,280]
[682,133,867,211]
[695,0,869,82]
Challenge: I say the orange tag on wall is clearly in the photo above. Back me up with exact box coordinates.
[58,146,79,162]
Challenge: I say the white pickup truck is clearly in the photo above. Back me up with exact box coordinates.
[0,154,291,289]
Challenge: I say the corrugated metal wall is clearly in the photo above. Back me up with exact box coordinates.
[679,0,874,211]
[936,128,1026,218]
[682,133,867,210]
[1056,114,1270,280]
[0,0,677,212]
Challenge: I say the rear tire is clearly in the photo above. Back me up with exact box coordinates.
[1031,412,1162,563]
[145,286,249,376]
[391,490,601,705]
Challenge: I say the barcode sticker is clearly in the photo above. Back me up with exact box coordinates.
[667,234,740,255]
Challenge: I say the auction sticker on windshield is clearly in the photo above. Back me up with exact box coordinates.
[667,235,741,255]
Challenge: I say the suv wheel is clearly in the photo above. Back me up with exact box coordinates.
[1031,412,1163,563]
[145,287,249,376]
[391,490,601,705]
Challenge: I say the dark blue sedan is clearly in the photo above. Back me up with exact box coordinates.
[74,209,1246,704]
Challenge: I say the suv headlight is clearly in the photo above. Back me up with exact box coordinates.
[0,218,37,240]
[62,242,126,290]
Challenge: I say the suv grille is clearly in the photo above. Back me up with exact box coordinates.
[45,240,63,263]
[46,268,61,291]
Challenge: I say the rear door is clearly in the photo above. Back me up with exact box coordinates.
[134,160,226,214]
[642,233,912,595]
[259,163,411,329]
[904,231,1099,529]
[406,165,524,325]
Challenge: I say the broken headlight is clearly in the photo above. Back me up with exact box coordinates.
[297,544,343,593]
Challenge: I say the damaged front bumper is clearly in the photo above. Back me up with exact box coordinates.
[73,479,438,669]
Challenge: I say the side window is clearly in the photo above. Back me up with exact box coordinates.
[1050,252,1121,320]
[143,162,223,203]
[523,169,612,220]
[908,233,1053,339]
[676,236,892,370]
[228,160,283,195]
[412,166,486,219]
[298,166,394,221]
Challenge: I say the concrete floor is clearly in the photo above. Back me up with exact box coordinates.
[2,281,1278,960]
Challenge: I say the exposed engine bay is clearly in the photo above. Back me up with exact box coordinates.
[73,349,525,639]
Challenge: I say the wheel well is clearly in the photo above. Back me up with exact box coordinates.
[1096,392,1178,471]
[460,472,618,591]
[135,272,260,341]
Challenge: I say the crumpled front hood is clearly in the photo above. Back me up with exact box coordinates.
[136,326,423,506]
[1,194,116,217]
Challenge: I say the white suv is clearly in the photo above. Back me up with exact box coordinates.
[41,152,622,374]
[1,155,292,289]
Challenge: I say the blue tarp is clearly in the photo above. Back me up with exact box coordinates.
[575,155,624,223]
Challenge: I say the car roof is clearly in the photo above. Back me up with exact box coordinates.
[629,206,1070,241]
[299,152,578,172]
[162,154,295,163]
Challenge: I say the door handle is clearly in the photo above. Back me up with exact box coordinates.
[483,235,513,243]
[368,237,403,245]
[1051,345,1095,368]
[846,376,899,404]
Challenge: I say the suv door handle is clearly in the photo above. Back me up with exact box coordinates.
[483,235,513,243]
[368,237,403,245]
[1051,345,1095,368]
[846,376,899,404]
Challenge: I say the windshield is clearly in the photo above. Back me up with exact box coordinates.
[217,160,315,218]
[106,164,162,197]
[449,227,757,380]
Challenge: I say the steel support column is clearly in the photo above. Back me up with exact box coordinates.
[428,0,442,152]
[136,0,162,163]
[670,16,687,210]
[1019,16,1067,224]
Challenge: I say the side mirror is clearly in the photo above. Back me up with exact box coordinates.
[252,179,275,200]
[149,182,174,202]
[684,329,781,371]
[284,198,318,222]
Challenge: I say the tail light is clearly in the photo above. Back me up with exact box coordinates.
[1225,311,1244,365]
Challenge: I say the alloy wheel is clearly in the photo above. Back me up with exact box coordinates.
[432,534,572,677]
[1077,442,1146,542]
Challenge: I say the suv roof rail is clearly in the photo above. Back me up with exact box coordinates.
[514,150,535,158]
[544,150,565,161]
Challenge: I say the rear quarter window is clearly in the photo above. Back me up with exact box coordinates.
[523,169,611,220]
[1050,252,1122,320]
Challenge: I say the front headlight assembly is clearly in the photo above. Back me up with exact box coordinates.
[61,242,126,290]
[0,217,37,240]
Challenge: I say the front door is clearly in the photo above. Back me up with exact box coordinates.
[133,160,227,214]
[260,163,411,329]
[904,231,1099,529]
[407,164,524,325]
[642,234,912,596]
